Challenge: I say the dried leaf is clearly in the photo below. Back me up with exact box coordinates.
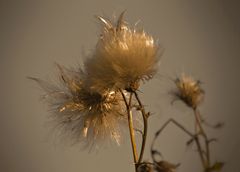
[186,138,194,147]
[155,160,180,172]
[214,122,224,129]
[207,162,224,172]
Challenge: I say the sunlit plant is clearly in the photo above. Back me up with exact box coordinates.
[29,12,223,172]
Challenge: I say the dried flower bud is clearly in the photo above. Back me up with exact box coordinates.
[137,162,154,172]
[173,74,204,109]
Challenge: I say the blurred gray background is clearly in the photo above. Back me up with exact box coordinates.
[1,0,240,172]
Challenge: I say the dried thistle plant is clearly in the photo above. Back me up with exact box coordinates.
[29,64,128,148]
[150,74,224,172]
[174,74,224,171]
[30,12,159,165]
[29,12,223,172]
[172,73,204,109]
[85,11,160,93]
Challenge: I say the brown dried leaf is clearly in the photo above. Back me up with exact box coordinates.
[155,160,180,172]
[207,162,224,172]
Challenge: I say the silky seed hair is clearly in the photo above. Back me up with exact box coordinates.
[29,64,127,148]
[85,12,161,93]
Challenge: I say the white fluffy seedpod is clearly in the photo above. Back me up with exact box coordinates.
[85,12,161,93]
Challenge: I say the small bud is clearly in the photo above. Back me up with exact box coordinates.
[137,162,153,172]
[173,74,204,109]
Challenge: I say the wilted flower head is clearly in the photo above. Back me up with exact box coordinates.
[173,74,204,109]
[29,64,127,148]
[85,12,160,93]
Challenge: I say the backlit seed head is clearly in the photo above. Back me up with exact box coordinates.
[29,64,127,148]
[85,11,161,93]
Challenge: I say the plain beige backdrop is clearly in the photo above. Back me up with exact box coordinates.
[1,0,240,172]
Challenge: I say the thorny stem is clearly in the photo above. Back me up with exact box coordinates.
[134,91,148,165]
[193,108,211,170]
[120,90,138,171]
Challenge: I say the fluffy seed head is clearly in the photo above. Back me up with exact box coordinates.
[85,12,160,93]
[173,74,204,109]
[29,64,127,148]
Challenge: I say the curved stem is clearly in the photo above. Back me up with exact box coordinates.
[120,90,138,171]
[134,91,148,165]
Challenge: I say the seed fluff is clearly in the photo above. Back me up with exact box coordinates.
[85,12,161,93]
[29,64,127,149]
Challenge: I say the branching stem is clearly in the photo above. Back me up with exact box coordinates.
[120,90,138,171]
[151,118,194,151]
[134,91,148,165]
[150,118,206,169]
[193,108,211,169]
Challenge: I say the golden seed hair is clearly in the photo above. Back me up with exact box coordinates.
[29,64,127,148]
[85,12,160,93]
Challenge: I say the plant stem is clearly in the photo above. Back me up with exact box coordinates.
[120,90,138,171]
[194,108,211,169]
[194,134,207,169]
[151,118,196,162]
[134,91,148,165]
